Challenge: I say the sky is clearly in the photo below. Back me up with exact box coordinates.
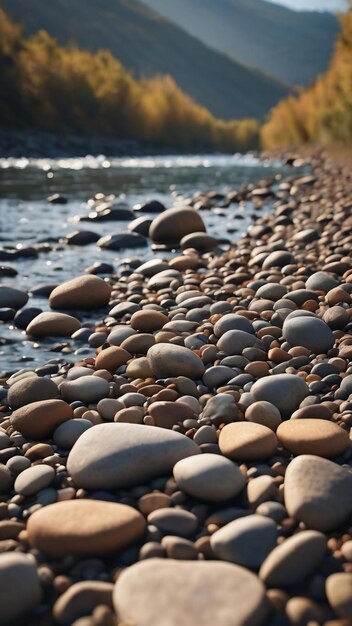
[268,0,348,10]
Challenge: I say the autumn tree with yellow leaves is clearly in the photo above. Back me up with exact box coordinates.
[0,10,259,152]
[262,9,352,149]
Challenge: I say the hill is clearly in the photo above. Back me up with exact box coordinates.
[142,0,339,86]
[0,0,289,121]
[0,10,260,151]
[262,11,352,148]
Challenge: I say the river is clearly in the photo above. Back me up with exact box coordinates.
[0,153,302,373]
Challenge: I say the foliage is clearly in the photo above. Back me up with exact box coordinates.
[0,10,259,151]
[1,0,290,121]
[261,11,352,149]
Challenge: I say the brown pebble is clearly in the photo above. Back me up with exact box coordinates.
[277,419,349,457]
[219,422,278,461]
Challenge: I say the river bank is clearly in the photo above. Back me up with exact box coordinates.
[0,151,352,625]
[0,127,238,159]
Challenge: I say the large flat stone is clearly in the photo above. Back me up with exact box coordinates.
[113,559,268,626]
[67,423,200,489]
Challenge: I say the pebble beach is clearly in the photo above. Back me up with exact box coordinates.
[1,150,352,626]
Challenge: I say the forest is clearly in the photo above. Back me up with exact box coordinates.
[0,9,259,152]
[262,10,352,149]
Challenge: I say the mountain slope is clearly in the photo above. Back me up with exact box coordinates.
[0,0,289,121]
[142,0,339,85]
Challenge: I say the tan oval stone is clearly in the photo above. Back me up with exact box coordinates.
[49,275,111,310]
[27,500,146,557]
[138,493,172,516]
[169,255,200,271]
[95,346,131,373]
[284,455,352,531]
[149,207,206,244]
[173,453,245,502]
[27,312,81,337]
[7,376,59,409]
[219,422,277,461]
[114,407,144,424]
[326,573,352,620]
[147,343,205,380]
[11,399,73,440]
[290,405,333,420]
[53,581,113,625]
[148,401,195,429]
[113,559,268,626]
[259,530,327,587]
[277,419,349,457]
[245,401,282,432]
[126,357,153,379]
[121,333,156,355]
[131,310,169,332]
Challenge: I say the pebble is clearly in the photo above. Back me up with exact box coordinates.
[148,508,198,537]
[0,464,12,494]
[211,514,277,569]
[202,394,238,424]
[14,307,43,330]
[214,313,254,336]
[26,312,81,337]
[147,343,205,379]
[131,310,169,332]
[53,581,114,625]
[95,346,131,373]
[306,271,339,292]
[284,455,352,531]
[219,422,277,461]
[251,374,309,418]
[217,330,258,355]
[27,499,146,557]
[262,250,294,269]
[149,207,206,244]
[67,423,200,489]
[245,401,282,431]
[0,285,28,310]
[148,400,195,429]
[247,476,277,509]
[0,553,42,625]
[173,454,245,501]
[326,573,352,620]
[138,493,172,515]
[283,315,334,354]
[60,376,109,403]
[11,398,73,439]
[53,418,92,449]
[49,275,111,309]
[7,376,60,409]
[276,419,350,457]
[161,535,198,560]
[259,530,327,587]
[113,559,268,626]
[14,464,55,496]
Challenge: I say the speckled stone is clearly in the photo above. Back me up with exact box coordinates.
[113,559,269,626]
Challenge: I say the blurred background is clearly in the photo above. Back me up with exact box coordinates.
[0,0,351,153]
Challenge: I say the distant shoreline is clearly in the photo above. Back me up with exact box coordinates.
[0,128,236,159]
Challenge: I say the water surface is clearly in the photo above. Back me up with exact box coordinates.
[0,153,301,372]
